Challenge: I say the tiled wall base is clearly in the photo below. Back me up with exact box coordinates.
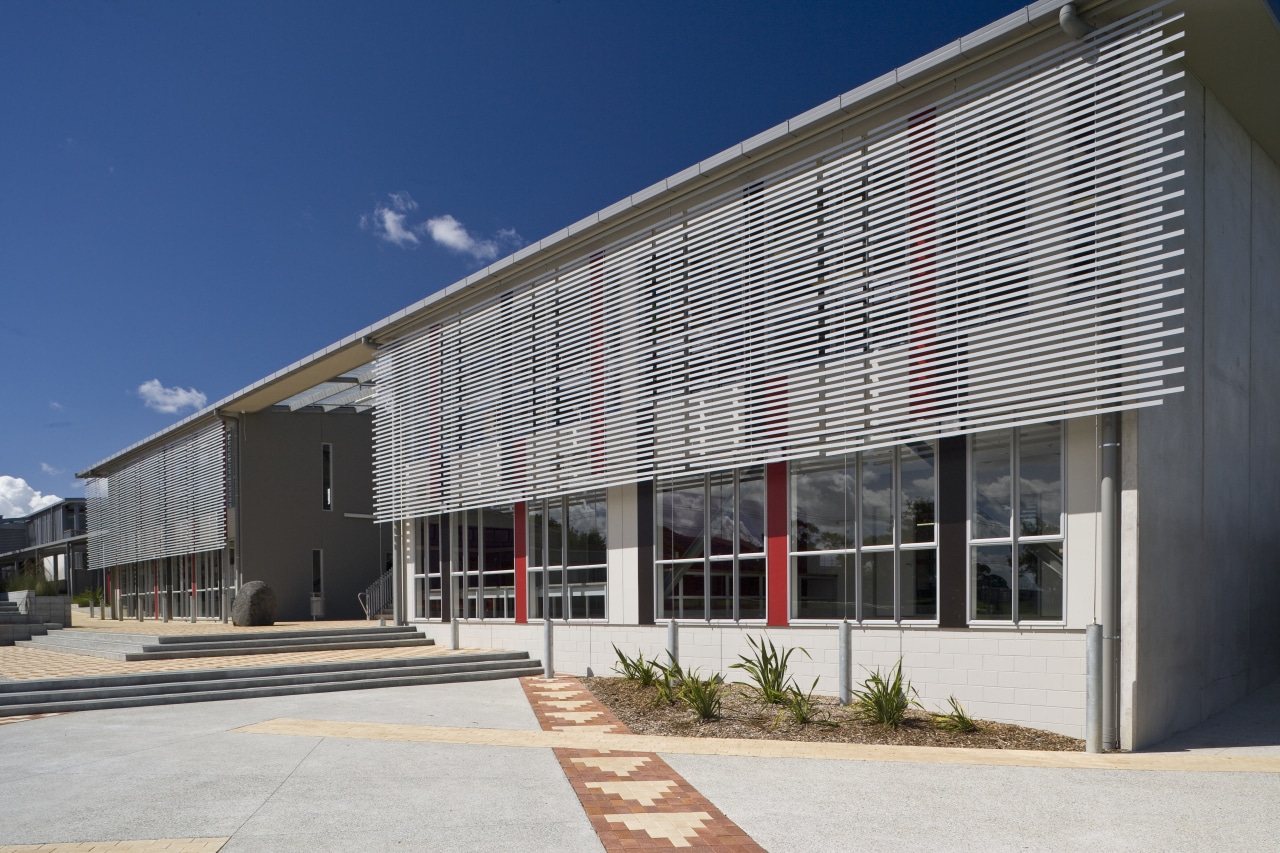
[422,622,1086,739]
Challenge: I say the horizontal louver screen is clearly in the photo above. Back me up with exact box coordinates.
[85,422,226,569]
[375,9,1185,522]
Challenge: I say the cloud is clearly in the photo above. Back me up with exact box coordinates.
[422,215,522,262]
[137,379,207,414]
[40,463,64,476]
[361,192,421,247]
[361,192,523,261]
[49,401,63,410]
[0,476,60,519]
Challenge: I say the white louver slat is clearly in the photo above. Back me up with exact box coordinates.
[85,421,226,570]
[375,8,1186,522]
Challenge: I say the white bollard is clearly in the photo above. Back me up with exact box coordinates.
[666,619,679,666]
[839,619,851,706]
[543,618,555,679]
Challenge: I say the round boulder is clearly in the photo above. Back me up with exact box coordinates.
[231,581,277,627]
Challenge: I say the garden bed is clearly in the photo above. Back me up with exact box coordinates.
[581,676,1084,752]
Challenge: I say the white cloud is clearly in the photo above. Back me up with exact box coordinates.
[361,192,421,247]
[0,476,60,519]
[40,462,64,476]
[49,401,63,410]
[422,215,522,262]
[361,192,523,261]
[137,379,207,414]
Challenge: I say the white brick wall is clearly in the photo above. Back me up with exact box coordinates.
[413,621,1086,738]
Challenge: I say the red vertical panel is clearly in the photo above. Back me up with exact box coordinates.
[514,501,528,623]
[153,562,159,619]
[765,461,789,627]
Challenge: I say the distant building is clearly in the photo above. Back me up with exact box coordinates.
[0,498,89,593]
[78,363,387,622]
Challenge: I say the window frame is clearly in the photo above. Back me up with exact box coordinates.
[527,490,608,623]
[966,423,1067,625]
[321,443,333,512]
[655,466,768,624]
[788,442,939,625]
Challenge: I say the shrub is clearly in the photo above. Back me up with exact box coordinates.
[850,659,920,729]
[730,634,810,705]
[678,667,728,721]
[933,695,979,732]
[611,644,661,687]
[774,677,834,727]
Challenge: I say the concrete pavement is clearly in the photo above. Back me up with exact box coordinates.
[1,677,1277,852]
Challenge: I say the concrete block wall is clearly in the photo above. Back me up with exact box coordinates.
[415,621,1085,738]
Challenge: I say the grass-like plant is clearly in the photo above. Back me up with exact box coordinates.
[932,695,979,732]
[774,677,835,727]
[611,644,661,687]
[677,667,728,721]
[730,634,810,705]
[849,658,920,729]
[653,654,688,705]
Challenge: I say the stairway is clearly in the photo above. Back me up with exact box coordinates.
[0,651,543,716]
[0,599,63,644]
[17,625,433,661]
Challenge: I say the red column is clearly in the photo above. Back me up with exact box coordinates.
[765,461,789,627]
[514,501,528,623]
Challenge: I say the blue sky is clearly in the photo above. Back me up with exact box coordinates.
[0,0,1023,516]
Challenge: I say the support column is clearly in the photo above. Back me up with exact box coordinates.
[514,502,528,624]
[1100,413,1120,750]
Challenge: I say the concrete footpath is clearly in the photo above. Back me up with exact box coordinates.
[1,677,1277,852]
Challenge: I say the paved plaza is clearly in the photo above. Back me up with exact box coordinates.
[1,668,1278,852]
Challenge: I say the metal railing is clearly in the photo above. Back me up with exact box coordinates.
[358,569,393,621]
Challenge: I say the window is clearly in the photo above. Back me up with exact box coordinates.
[412,505,516,620]
[790,442,936,622]
[528,490,607,620]
[657,467,766,621]
[321,444,333,511]
[970,423,1063,622]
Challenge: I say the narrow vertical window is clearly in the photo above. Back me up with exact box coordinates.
[321,444,333,511]
[969,423,1064,623]
[311,549,323,596]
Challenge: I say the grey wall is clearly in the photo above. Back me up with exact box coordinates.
[1125,79,1280,749]
[238,409,385,622]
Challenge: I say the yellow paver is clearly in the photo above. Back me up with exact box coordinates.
[234,717,1280,774]
[0,642,472,681]
[586,779,678,806]
[603,812,712,848]
[0,837,228,852]
[70,613,381,634]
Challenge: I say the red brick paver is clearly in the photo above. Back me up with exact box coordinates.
[519,676,765,851]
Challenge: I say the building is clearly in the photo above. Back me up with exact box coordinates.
[80,0,1280,750]
[78,362,388,622]
[0,498,88,593]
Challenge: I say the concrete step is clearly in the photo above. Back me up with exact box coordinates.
[0,652,542,715]
[17,626,430,660]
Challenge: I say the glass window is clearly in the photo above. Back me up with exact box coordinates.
[413,507,515,621]
[790,443,938,623]
[969,423,1064,623]
[657,466,766,622]
[528,490,607,621]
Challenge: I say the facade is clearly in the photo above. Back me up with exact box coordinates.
[79,366,386,623]
[0,498,88,593]
[365,0,1279,750]
[76,0,1280,751]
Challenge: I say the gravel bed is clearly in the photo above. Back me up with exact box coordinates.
[581,676,1084,751]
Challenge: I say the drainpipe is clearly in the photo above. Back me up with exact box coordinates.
[1099,413,1120,750]
[1059,3,1093,40]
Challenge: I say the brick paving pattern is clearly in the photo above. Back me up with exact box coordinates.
[0,640,465,681]
[519,676,765,851]
[0,713,61,727]
[0,838,228,852]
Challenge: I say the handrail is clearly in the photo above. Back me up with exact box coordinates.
[358,569,394,620]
